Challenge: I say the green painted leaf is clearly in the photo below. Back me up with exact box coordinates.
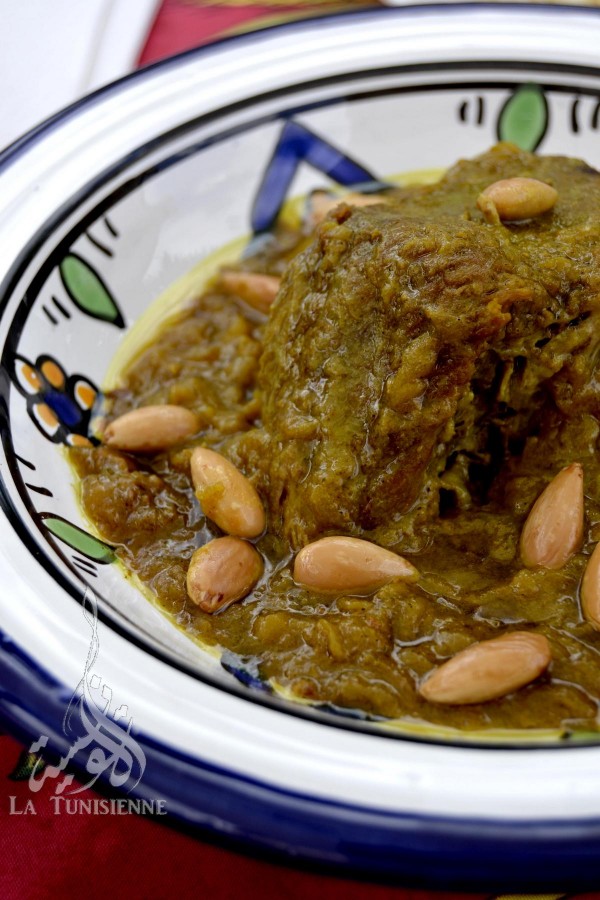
[59,253,125,328]
[41,514,115,563]
[9,749,44,781]
[497,84,548,152]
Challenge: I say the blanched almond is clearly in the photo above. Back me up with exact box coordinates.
[186,537,263,613]
[293,536,418,593]
[477,177,558,222]
[419,631,551,705]
[221,271,280,314]
[520,463,584,569]
[581,541,600,631]
[103,405,199,452]
[308,190,384,228]
[191,447,265,538]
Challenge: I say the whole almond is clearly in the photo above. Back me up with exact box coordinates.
[220,271,280,314]
[293,536,419,594]
[581,541,600,631]
[186,536,263,613]
[103,405,199,453]
[477,177,558,221]
[191,447,265,538]
[419,631,551,705]
[520,463,584,569]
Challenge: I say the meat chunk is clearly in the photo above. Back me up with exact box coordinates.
[248,210,528,546]
[234,145,600,550]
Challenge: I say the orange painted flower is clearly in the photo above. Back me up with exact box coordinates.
[10,354,99,446]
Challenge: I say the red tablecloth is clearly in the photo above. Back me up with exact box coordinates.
[1,3,598,898]
[139,0,381,64]
[0,733,488,900]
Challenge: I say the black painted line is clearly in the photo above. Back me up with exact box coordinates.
[592,100,600,130]
[571,96,580,133]
[73,555,97,571]
[73,560,97,577]
[86,231,113,257]
[458,100,468,122]
[476,95,484,125]
[24,483,53,497]
[104,215,118,238]
[42,305,57,325]
[14,454,35,470]
[52,295,71,319]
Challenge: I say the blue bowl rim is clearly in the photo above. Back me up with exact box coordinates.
[2,0,600,168]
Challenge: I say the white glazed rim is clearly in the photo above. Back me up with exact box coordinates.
[0,3,600,833]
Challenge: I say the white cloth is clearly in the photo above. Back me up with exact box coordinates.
[2,0,159,151]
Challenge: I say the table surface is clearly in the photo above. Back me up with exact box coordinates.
[1,1,599,897]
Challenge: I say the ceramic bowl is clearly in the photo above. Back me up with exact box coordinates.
[1,4,600,889]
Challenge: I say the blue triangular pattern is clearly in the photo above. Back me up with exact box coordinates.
[251,120,380,234]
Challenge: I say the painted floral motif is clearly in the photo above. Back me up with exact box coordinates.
[10,353,98,447]
[59,253,125,329]
[253,87,552,236]
[40,514,115,565]
[251,120,381,233]
[497,83,548,151]
[458,83,549,153]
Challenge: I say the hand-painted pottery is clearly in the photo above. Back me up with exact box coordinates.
[1,6,600,889]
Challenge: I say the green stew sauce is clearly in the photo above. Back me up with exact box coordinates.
[70,144,600,737]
